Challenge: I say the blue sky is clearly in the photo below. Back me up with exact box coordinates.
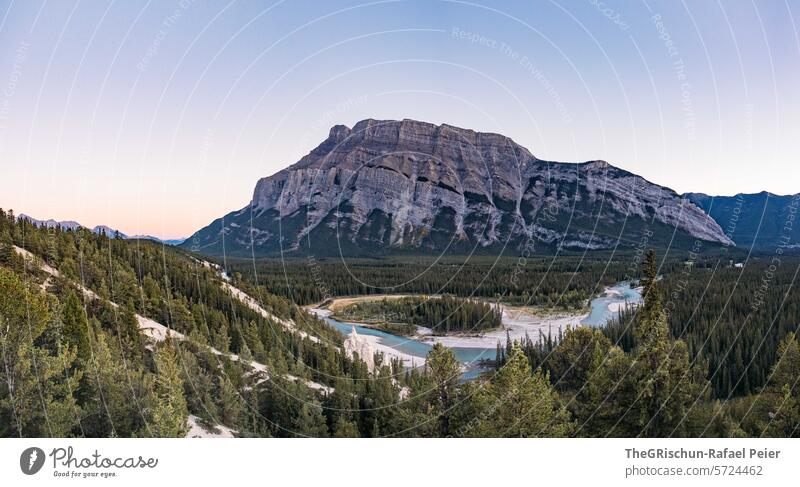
[0,0,797,238]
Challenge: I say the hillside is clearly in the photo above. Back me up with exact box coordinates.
[685,192,800,250]
[0,209,360,437]
[2,208,799,437]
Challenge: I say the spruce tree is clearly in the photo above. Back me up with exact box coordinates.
[83,330,150,437]
[117,300,141,346]
[425,343,461,436]
[150,341,189,437]
[292,402,329,437]
[761,333,800,437]
[485,343,572,437]
[332,417,360,437]
[630,249,698,437]
[0,268,82,437]
[61,291,93,363]
[217,376,244,427]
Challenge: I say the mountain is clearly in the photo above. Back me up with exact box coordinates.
[18,214,83,231]
[18,214,184,245]
[19,214,127,237]
[684,192,800,250]
[183,119,732,257]
[130,234,186,245]
[92,225,128,238]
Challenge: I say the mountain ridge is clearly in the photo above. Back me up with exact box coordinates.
[183,119,733,257]
[18,213,184,245]
[684,192,800,250]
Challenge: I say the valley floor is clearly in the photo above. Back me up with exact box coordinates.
[429,307,585,349]
[317,294,588,349]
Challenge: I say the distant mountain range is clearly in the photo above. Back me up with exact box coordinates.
[182,119,733,257]
[13,120,797,257]
[18,214,185,246]
[683,192,800,250]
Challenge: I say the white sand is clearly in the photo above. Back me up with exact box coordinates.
[312,296,587,355]
[321,293,587,349]
[186,415,237,438]
[219,280,321,344]
[414,326,434,336]
[360,332,425,368]
[287,374,334,394]
[307,308,426,369]
[425,307,586,349]
[137,314,185,342]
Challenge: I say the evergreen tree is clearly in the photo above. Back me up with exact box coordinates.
[61,291,93,363]
[425,343,461,436]
[548,327,613,433]
[149,341,188,437]
[484,344,572,437]
[117,300,144,360]
[549,326,611,391]
[332,417,360,437]
[768,332,800,395]
[577,346,636,437]
[628,250,699,437]
[292,402,329,437]
[0,231,14,265]
[0,268,82,437]
[760,333,800,437]
[217,376,244,427]
[83,330,149,437]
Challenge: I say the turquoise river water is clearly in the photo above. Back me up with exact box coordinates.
[322,282,641,379]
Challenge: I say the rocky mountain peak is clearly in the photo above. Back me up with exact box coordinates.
[312,119,531,168]
[186,119,734,256]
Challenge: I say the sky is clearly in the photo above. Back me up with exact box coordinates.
[0,0,798,239]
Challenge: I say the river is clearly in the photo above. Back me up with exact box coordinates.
[312,282,642,379]
[581,282,643,327]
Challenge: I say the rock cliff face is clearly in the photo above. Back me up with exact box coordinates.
[184,119,732,256]
[343,326,375,372]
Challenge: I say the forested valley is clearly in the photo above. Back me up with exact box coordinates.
[2,208,799,438]
[223,255,639,309]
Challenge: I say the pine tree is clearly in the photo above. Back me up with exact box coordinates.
[425,343,461,436]
[640,248,658,302]
[577,345,636,436]
[61,291,93,363]
[13,343,83,437]
[332,417,360,437]
[83,330,150,437]
[768,332,800,395]
[149,341,188,437]
[324,378,357,430]
[760,333,800,437]
[0,268,82,437]
[292,402,329,437]
[0,230,14,265]
[485,343,572,437]
[629,249,698,437]
[549,326,611,391]
[117,300,144,359]
[217,376,244,427]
